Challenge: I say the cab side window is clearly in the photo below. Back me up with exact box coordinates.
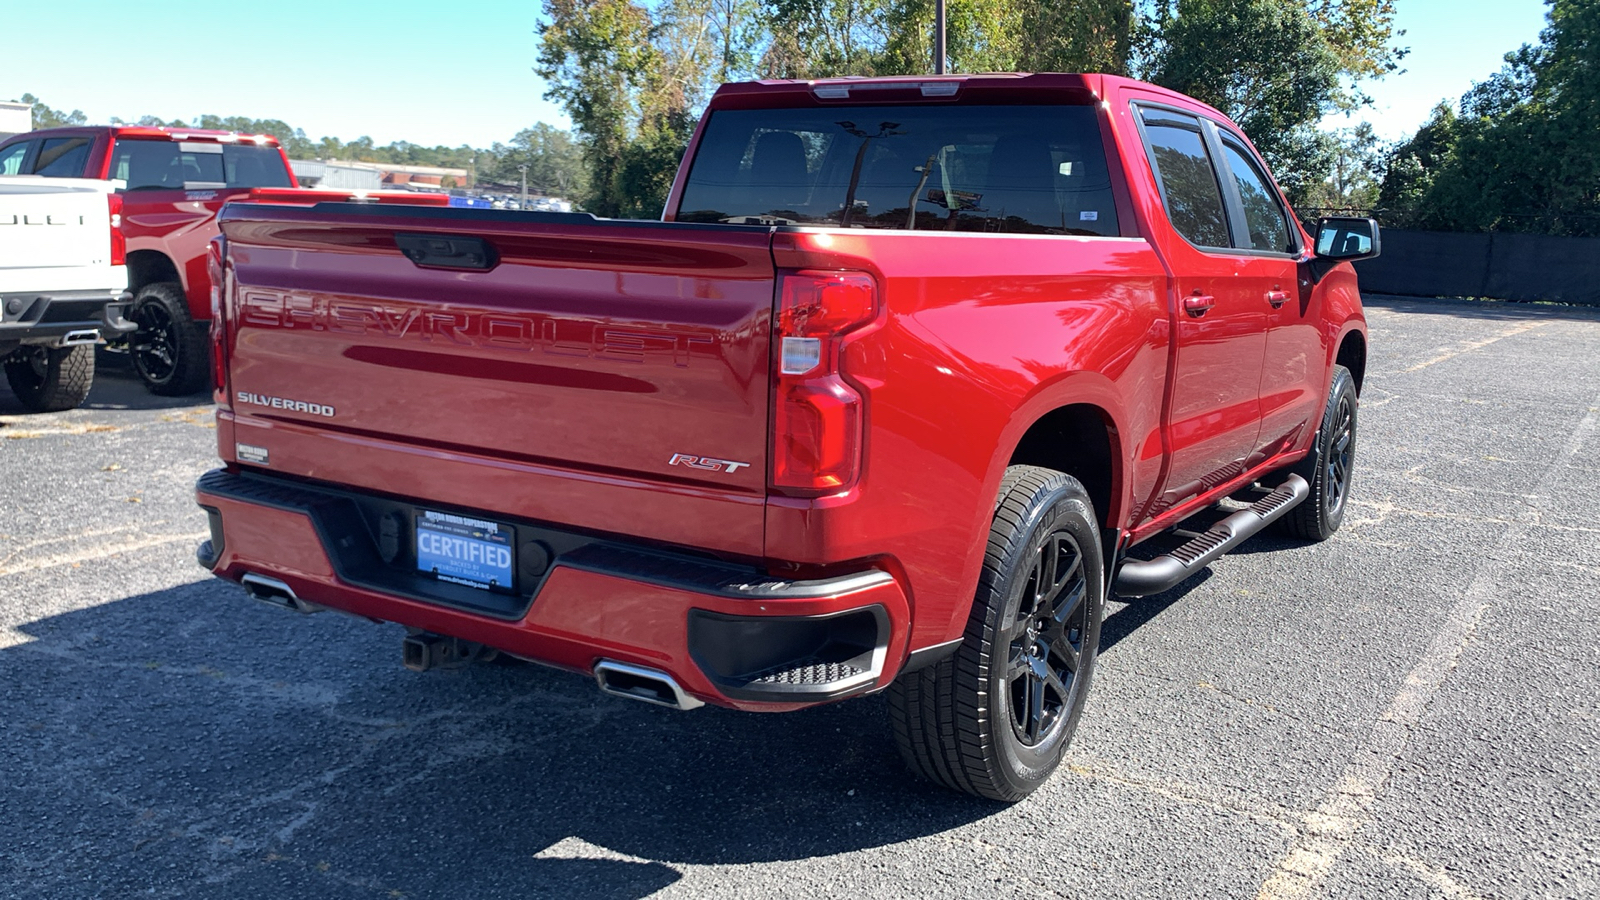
[0,142,31,176]
[33,137,92,177]
[1138,108,1231,249]
[1219,137,1294,253]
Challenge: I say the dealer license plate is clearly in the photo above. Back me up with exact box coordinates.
[415,510,514,591]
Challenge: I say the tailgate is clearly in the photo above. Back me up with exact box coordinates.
[0,179,112,271]
[218,204,776,550]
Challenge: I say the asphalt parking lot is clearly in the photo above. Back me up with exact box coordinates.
[1,296,1597,900]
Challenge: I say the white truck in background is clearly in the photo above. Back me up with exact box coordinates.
[0,175,131,412]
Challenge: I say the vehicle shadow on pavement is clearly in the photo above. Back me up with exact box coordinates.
[0,353,209,416]
[1,578,998,899]
[1102,502,1301,653]
[80,351,212,412]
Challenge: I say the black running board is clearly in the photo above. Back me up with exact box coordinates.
[1113,474,1310,598]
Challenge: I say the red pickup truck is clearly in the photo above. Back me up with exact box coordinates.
[0,126,445,395]
[194,74,1375,801]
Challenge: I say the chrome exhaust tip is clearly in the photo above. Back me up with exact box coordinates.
[239,573,322,614]
[594,660,703,710]
[58,330,100,347]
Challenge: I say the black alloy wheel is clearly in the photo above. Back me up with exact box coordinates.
[128,282,210,396]
[1005,529,1091,747]
[889,465,1105,801]
[1276,364,1358,541]
[1324,391,1354,518]
[131,298,178,386]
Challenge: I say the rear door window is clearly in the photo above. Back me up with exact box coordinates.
[1218,138,1294,253]
[0,141,32,175]
[1137,109,1231,249]
[33,137,92,177]
[677,104,1119,236]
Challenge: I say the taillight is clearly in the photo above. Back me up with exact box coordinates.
[107,193,125,266]
[207,236,231,407]
[771,270,878,494]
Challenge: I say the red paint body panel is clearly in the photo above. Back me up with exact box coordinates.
[0,126,445,320]
[197,73,1367,709]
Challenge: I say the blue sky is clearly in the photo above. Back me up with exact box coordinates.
[1,0,1551,149]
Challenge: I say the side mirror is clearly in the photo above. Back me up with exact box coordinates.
[1314,216,1381,262]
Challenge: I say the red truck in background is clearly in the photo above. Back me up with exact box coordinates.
[193,73,1377,801]
[0,126,446,395]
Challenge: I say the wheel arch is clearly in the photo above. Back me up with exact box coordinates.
[126,250,182,294]
[1006,403,1122,532]
[1336,328,1367,395]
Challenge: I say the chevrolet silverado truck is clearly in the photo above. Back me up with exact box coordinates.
[0,126,446,396]
[193,74,1377,801]
[0,174,131,412]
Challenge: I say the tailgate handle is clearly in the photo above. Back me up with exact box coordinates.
[395,233,498,271]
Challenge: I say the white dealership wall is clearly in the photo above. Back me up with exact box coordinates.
[0,101,31,140]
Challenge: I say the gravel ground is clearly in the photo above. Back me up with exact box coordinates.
[1,296,1597,900]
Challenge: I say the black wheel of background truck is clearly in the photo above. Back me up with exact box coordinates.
[129,282,209,396]
[3,344,95,413]
[889,465,1105,802]
[1275,364,1357,542]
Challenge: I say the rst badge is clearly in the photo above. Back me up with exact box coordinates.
[668,453,750,474]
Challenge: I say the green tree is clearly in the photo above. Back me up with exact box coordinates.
[1379,0,1600,235]
[761,0,893,78]
[485,123,587,196]
[537,0,661,215]
[1304,122,1384,210]
[17,94,88,129]
[1143,0,1343,203]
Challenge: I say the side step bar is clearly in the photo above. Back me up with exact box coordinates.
[1113,474,1310,598]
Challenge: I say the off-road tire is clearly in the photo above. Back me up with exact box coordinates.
[4,345,95,413]
[889,465,1105,802]
[129,282,210,396]
[1275,364,1357,541]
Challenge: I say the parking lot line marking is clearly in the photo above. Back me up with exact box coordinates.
[1255,391,1600,900]
[0,531,207,578]
[1401,321,1549,373]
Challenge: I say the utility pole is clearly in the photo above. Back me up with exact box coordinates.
[935,0,947,74]
[518,164,529,208]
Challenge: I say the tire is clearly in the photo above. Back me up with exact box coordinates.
[1275,364,1357,541]
[889,465,1105,801]
[4,345,95,413]
[129,282,210,396]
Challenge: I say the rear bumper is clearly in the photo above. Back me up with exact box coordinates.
[0,288,134,351]
[195,468,912,711]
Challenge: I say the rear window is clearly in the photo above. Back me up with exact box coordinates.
[110,139,292,190]
[33,137,93,177]
[677,104,1119,236]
